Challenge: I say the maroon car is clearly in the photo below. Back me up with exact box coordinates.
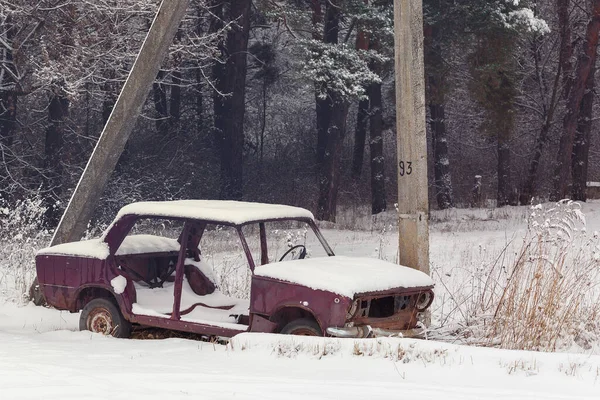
[36,200,434,338]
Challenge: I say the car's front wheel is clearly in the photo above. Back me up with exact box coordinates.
[280,318,322,336]
[79,298,131,338]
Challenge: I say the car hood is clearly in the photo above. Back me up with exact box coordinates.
[254,256,434,298]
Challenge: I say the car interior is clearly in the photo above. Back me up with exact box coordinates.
[115,219,250,329]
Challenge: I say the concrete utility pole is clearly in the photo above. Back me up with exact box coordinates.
[51,0,190,246]
[29,0,190,305]
[394,0,429,275]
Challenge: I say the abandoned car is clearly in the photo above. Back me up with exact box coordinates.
[36,200,434,338]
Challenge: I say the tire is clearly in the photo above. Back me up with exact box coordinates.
[79,298,131,338]
[280,318,323,336]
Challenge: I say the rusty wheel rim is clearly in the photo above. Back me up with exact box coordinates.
[291,328,318,336]
[88,307,114,335]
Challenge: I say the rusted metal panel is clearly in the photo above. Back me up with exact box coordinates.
[249,314,277,333]
[259,222,268,265]
[172,223,191,321]
[250,276,351,330]
[348,289,433,331]
[129,314,246,338]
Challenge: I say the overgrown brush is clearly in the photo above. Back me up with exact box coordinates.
[434,200,600,351]
[490,201,600,351]
[0,197,50,302]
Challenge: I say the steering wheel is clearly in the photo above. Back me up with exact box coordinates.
[279,245,307,262]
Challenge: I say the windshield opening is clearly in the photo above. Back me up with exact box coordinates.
[241,220,332,266]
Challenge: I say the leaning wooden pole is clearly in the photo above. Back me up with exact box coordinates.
[394,0,430,275]
[29,0,190,304]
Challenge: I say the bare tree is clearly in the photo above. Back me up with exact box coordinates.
[553,0,600,200]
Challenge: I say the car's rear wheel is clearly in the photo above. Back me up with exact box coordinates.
[280,318,322,336]
[80,298,131,338]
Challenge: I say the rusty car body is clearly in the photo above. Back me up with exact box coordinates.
[36,200,434,338]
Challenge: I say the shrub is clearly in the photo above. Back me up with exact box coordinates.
[434,200,600,351]
[490,200,600,351]
[0,197,51,302]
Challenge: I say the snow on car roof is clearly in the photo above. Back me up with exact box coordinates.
[114,200,315,225]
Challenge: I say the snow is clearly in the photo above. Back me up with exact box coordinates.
[110,200,314,227]
[114,234,179,255]
[132,269,248,330]
[110,275,127,295]
[505,9,550,33]
[133,277,248,316]
[39,200,315,259]
[36,238,109,259]
[6,202,600,399]
[587,181,600,187]
[36,234,180,259]
[0,301,599,400]
[255,256,434,298]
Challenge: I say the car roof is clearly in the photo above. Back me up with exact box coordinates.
[113,200,315,226]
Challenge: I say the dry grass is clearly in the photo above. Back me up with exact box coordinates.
[490,201,600,351]
[433,201,600,352]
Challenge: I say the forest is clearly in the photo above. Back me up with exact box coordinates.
[0,0,599,226]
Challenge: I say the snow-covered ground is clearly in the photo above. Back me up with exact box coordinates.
[0,302,599,399]
[2,201,600,398]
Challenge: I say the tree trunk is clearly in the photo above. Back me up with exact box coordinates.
[520,116,552,204]
[310,0,329,164]
[0,93,16,150]
[571,66,596,201]
[196,67,204,135]
[102,80,129,173]
[196,8,204,136]
[153,70,169,137]
[0,90,16,202]
[352,98,369,178]
[211,0,226,149]
[211,0,250,200]
[259,80,267,177]
[429,101,453,209]
[169,31,182,134]
[102,83,115,124]
[553,1,600,200]
[424,24,453,209]
[316,97,333,164]
[520,40,562,205]
[0,16,17,202]
[316,1,346,221]
[368,81,386,214]
[43,91,69,227]
[317,93,347,221]
[558,0,573,99]
[352,22,370,178]
[170,69,182,131]
[497,136,511,207]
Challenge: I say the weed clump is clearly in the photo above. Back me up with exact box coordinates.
[434,200,600,352]
[491,200,600,351]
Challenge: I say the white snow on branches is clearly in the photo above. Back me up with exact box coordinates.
[300,40,384,101]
